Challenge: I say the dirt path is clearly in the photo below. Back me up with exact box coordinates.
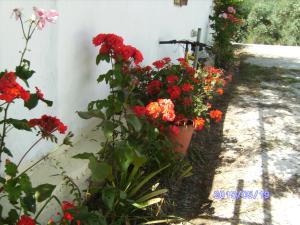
[175,45,300,225]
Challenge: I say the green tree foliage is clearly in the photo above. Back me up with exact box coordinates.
[235,0,300,45]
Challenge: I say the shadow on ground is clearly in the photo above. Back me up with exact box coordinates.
[167,54,300,224]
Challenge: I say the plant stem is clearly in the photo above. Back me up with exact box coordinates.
[16,152,51,179]
[16,136,43,168]
[0,103,10,164]
[34,195,62,221]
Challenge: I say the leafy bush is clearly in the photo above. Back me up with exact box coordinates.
[235,0,300,46]
[210,0,243,69]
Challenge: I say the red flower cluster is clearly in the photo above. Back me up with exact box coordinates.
[166,75,179,85]
[167,85,181,99]
[48,201,80,225]
[209,110,223,123]
[177,58,196,75]
[132,105,146,117]
[29,115,67,136]
[62,201,80,224]
[216,88,224,95]
[205,66,223,76]
[17,215,36,225]
[92,33,143,65]
[35,87,44,100]
[152,57,171,69]
[181,83,194,92]
[0,72,30,103]
[227,13,241,23]
[145,99,175,122]
[193,117,205,130]
[147,80,162,95]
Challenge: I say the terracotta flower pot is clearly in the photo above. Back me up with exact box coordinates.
[168,125,194,155]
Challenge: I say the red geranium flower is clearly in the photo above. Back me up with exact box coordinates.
[145,102,161,119]
[204,66,223,76]
[35,87,44,100]
[152,60,165,69]
[162,57,171,63]
[167,86,181,99]
[61,201,80,225]
[147,80,162,95]
[193,117,205,130]
[133,48,144,64]
[0,72,30,103]
[162,110,175,122]
[216,88,224,95]
[181,83,194,92]
[92,33,107,46]
[209,110,223,123]
[166,75,179,85]
[17,215,36,225]
[132,105,146,117]
[157,99,174,113]
[29,115,67,136]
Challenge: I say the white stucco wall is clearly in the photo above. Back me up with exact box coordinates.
[0,0,213,164]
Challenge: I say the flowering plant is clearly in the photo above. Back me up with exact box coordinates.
[0,7,73,225]
[76,33,193,225]
[130,58,228,135]
[210,0,243,69]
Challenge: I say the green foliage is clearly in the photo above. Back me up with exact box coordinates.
[235,0,300,45]
[210,0,244,69]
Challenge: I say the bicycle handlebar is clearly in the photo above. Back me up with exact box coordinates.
[159,39,211,49]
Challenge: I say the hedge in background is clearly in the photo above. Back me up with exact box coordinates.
[235,0,300,46]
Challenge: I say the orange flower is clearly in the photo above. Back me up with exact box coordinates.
[193,117,205,130]
[145,102,161,119]
[209,110,223,123]
[216,88,224,95]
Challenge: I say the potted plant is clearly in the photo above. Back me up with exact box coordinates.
[130,58,226,154]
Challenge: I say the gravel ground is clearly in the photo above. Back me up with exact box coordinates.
[173,45,300,225]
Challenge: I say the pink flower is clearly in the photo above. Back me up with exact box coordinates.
[46,10,59,23]
[227,6,236,14]
[33,7,58,30]
[219,13,228,19]
[12,8,22,20]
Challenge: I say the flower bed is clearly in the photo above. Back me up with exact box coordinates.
[0,7,233,225]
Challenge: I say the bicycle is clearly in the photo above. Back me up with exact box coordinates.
[159,39,212,69]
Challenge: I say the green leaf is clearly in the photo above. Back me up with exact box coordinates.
[15,65,35,87]
[34,183,56,202]
[3,147,13,157]
[73,153,95,160]
[19,174,33,194]
[102,186,116,210]
[126,114,142,132]
[5,209,19,224]
[96,54,110,65]
[132,197,162,209]
[77,110,105,120]
[128,164,170,197]
[41,98,53,107]
[88,157,112,182]
[136,189,168,202]
[4,179,21,203]
[102,120,116,139]
[21,194,36,214]
[4,118,31,131]
[5,162,18,177]
[24,93,39,110]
